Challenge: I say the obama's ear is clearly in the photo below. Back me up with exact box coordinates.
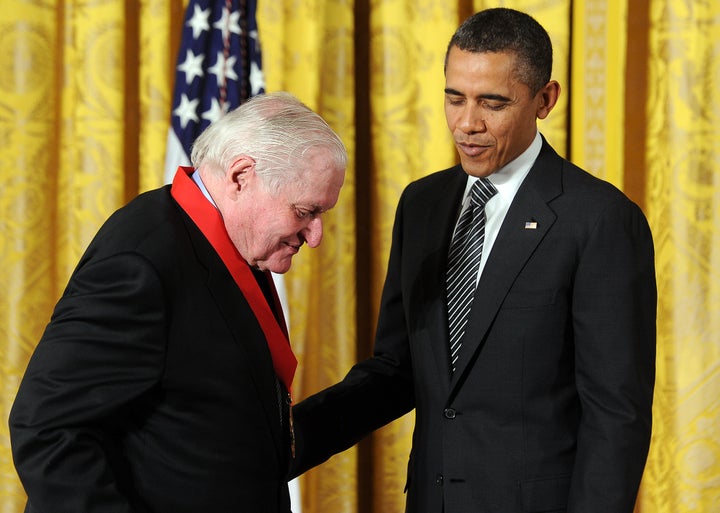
[536,80,560,120]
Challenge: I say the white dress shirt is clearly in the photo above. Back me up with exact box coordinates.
[453,131,542,283]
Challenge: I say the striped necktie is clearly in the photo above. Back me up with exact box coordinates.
[446,178,497,372]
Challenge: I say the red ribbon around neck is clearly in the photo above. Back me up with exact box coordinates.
[170,166,297,392]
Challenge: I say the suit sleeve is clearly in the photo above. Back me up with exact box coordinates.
[291,191,415,477]
[569,198,656,512]
[9,252,166,513]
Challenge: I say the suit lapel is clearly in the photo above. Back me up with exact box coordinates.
[450,142,563,391]
[181,210,287,462]
[415,167,467,389]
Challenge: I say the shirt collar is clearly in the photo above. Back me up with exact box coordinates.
[464,131,542,196]
[191,169,218,208]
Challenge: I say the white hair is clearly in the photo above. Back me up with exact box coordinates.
[190,92,347,194]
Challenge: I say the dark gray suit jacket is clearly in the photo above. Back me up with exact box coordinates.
[10,187,292,512]
[293,139,656,513]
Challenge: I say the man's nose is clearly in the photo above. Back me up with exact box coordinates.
[302,217,323,248]
[458,106,487,133]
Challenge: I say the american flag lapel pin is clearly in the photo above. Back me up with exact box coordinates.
[524,220,538,230]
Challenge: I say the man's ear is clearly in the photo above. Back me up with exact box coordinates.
[228,156,256,192]
[536,80,561,120]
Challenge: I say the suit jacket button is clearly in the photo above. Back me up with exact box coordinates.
[444,408,456,419]
[435,474,444,485]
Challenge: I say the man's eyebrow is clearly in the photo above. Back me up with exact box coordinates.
[480,94,512,102]
[294,204,325,214]
[444,88,512,103]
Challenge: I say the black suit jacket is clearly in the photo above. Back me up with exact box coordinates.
[9,187,292,513]
[293,139,656,513]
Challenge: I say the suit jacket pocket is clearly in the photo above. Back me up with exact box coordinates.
[520,474,570,512]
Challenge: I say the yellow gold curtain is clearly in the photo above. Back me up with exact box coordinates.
[639,1,720,512]
[570,0,628,187]
[2,1,719,513]
[0,1,175,510]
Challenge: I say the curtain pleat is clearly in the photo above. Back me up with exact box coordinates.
[0,3,60,510]
[570,0,628,187]
[1,1,719,513]
[638,1,720,512]
[136,1,177,193]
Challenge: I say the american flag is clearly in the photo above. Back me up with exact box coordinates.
[164,0,265,183]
